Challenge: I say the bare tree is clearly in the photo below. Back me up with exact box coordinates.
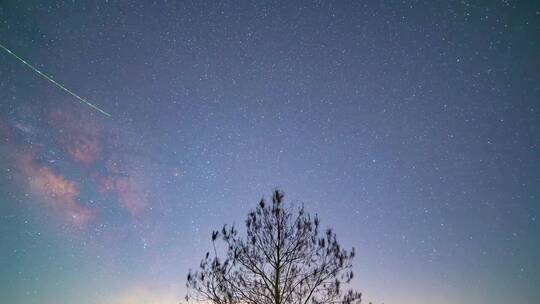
[186,190,363,304]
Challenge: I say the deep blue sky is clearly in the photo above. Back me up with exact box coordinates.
[0,1,538,303]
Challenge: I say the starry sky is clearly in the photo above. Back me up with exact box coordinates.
[0,1,538,304]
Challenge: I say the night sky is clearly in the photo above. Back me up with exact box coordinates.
[1,1,539,303]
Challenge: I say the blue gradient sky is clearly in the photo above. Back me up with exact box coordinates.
[1,1,539,303]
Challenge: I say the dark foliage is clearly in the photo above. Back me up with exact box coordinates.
[186,190,364,304]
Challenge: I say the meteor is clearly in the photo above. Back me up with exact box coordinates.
[0,42,111,117]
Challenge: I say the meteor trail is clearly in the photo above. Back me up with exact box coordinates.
[0,43,111,117]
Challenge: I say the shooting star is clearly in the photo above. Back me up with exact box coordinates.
[0,42,111,117]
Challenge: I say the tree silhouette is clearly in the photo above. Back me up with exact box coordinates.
[186,190,363,304]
